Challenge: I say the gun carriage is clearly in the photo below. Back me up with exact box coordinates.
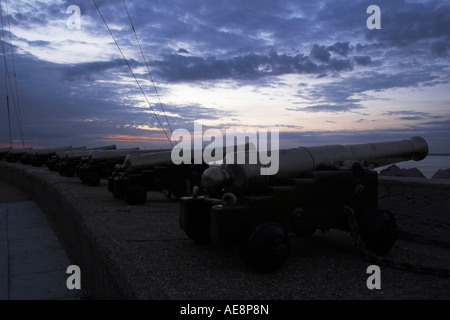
[55,145,117,177]
[179,137,429,272]
[75,149,152,187]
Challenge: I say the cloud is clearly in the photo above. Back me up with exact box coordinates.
[1,0,449,153]
[310,45,331,63]
[383,111,435,121]
[62,59,135,80]
[363,0,450,48]
[328,42,351,56]
[151,50,356,83]
[274,124,304,129]
[287,69,443,115]
[431,41,448,57]
[399,117,423,121]
[309,71,439,103]
[9,52,236,145]
[177,48,190,54]
[288,104,362,113]
[354,56,372,66]
[328,58,353,71]
[163,104,234,124]
[417,119,450,127]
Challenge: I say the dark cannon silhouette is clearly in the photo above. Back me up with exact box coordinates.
[179,136,429,273]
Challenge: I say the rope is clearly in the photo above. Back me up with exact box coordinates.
[6,95,11,148]
[0,0,12,148]
[122,0,173,135]
[5,0,24,147]
[0,0,24,148]
[92,0,173,147]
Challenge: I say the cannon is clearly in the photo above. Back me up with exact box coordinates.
[55,145,117,177]
[17,147,74,165]
[47,151,67,171]
[76,149,158,187]
[0,148,12,160]
[5,148,34,163]
[109,150,207,205]
[24,146,85,167]
[179,136,429,273]
[47,148,88,171]
[109,144,255,205]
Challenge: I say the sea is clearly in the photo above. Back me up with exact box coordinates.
[376,155,450,178]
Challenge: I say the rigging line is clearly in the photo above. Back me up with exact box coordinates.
[92,0,173,147]
[6,95,12,148]
[0,0,12,148]
[0,0,23,147]
[2,53,12,147]
[122,0,173,135]
[2,54,12,147]
[5,0,24,147]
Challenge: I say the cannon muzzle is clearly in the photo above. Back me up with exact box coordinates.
[203,136,429,195]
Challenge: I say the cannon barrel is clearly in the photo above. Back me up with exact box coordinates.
[7,148,33,154]
[62,145,117,159]
[65,150,98,159]
[5,148,34,162]
[123,150,172,171]
[55,148,85,159]
[0,148,13,160]
[32,146,77,155]
[123,143,256,172]
[89,144,117,151]
[203,136,429,194]
[0,148,12,155]
[86,148,168,162]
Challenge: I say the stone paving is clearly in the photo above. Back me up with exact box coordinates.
[0,181,81,300]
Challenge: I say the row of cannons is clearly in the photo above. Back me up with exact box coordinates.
[0,145,197,203]
[0,137,429,272]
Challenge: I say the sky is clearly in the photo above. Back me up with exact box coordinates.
[0,0,449,153]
